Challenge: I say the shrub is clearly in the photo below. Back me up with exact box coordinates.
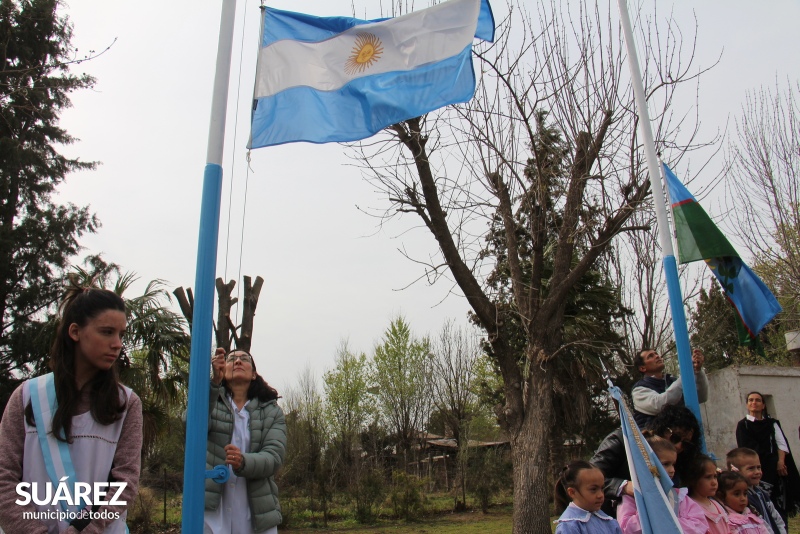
[127,486,159,532]
[352,467,385,523]
[468,448,511,513]
[389,470,428,521]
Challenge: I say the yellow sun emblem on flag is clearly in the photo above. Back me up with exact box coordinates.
[344,33,384,75]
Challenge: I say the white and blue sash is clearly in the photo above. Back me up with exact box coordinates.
[28,373,84,514]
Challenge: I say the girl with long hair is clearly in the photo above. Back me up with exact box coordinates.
[685,455,731,534]
[0,282,142,533]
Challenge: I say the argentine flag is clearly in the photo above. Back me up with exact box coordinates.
[249,0,495,148]
[610,386,683,534]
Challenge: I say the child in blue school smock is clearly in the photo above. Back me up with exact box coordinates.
[554,460,624,534]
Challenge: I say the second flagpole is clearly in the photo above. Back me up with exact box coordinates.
[615,0,705,447]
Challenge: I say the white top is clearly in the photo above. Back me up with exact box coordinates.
[20,379,129,534]
[745,415,789,453]
[204,397,254,534]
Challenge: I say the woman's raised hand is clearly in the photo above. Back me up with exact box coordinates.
[211,348,226,385]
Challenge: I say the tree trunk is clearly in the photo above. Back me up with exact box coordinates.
[510,361,554,534]
[174,276,263,353]
[215,278,237,351]
[239,275,264,352]
[172,287,194,329]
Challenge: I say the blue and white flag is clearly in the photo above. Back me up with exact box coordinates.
[610,386,682,534]
[249,0,495,148]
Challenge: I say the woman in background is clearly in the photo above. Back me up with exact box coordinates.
[735,391,800,521]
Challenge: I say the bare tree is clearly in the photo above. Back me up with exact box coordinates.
[281,367,332,524]
[613,219,705,365]
[614,222,670,353]
[430,320,482,445]
[430,320,482,506]
[352,1,713,531]
[726,79,800,333]
[173,275,264,352]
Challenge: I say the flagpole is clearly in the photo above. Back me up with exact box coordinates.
[182,0,238,532]
[615,0,704,441]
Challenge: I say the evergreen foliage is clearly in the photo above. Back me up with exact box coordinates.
[690,279,739,370]
[0,0,98,401]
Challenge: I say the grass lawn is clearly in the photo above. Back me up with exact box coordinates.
[282,508,513,533]
[142,507,515,533]
[282,514,800,534]
[139,495,800,534]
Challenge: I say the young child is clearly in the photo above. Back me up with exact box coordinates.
[716,471,770,534]
[617,436,707,534]
[726,448,786,534]
[554,460,624,534]
[686,455,731,534]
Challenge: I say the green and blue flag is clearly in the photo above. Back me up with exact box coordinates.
[663,163,781,342]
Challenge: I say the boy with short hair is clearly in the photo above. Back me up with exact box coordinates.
[726,448,787,534]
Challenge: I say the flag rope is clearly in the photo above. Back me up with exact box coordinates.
[223,0,253,321]
[617,392,659,478]
[235,155,252,312]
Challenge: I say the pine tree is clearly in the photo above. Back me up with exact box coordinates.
[690,279,739,370]
[0,0,98,396]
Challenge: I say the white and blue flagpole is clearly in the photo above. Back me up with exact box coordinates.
[615,0,705,445]
[181,0,238,532]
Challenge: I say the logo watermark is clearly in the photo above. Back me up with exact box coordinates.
[16,476,127,507]
[22,509,120,522]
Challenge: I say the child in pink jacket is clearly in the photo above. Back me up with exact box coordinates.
[617,437,707,534]
[716,471,770,534]
[686,455,732,534]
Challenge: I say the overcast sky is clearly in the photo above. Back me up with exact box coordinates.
[54,0,799,393]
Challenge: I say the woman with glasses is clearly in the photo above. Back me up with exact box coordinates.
[204,348,286,534]
[591,404,702,515]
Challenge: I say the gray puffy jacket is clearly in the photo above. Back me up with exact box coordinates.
[205,382,287,532]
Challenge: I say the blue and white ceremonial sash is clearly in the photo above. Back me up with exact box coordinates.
[28,373,83,514]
